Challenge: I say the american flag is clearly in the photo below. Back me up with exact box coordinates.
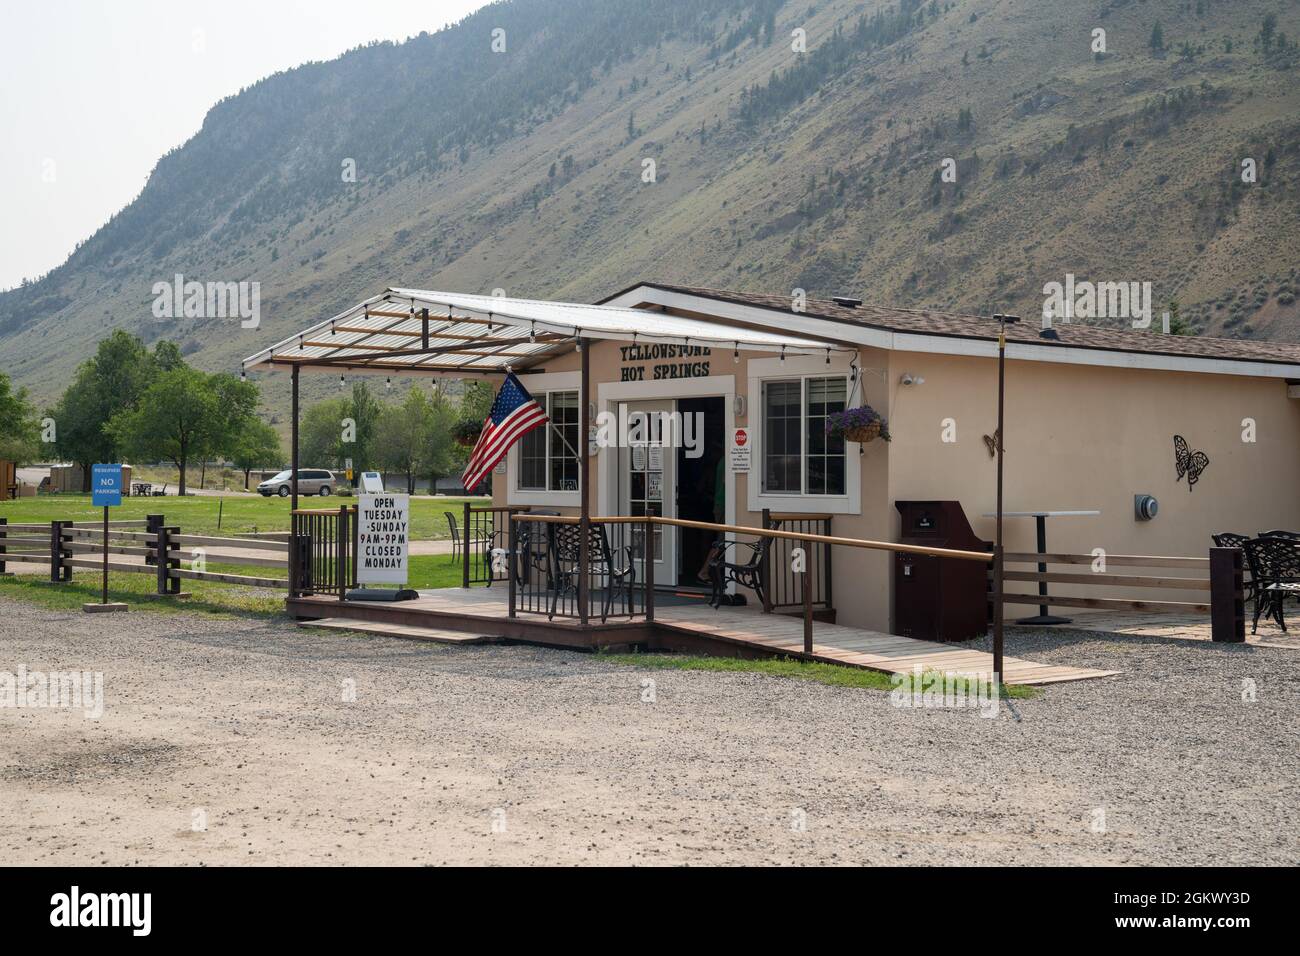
[461,371,549,493]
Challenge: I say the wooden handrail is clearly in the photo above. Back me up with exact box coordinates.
[1003,552,1209,568]
[511,513,993,563]
[1004,570,1210,589]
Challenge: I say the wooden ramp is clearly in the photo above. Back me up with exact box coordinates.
[655,604,1118,686]
[289,589,1118,686]
[298,618,500,644]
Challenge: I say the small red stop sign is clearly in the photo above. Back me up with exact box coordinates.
[735,428,748,446]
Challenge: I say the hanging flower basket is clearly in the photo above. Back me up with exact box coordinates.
[453,419,483,447]
[826,405,891,443]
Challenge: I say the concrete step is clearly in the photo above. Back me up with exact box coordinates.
[298,617,499,644]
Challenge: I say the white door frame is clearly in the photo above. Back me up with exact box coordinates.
[597,376,736,588]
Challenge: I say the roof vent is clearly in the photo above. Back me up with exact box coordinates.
[1039,327,1060,340]
[832,295,862,308]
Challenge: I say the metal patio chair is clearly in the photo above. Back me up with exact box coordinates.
[1241,536,1300,633]
[545,521,636,622]
[509,512,558,590]
[444,512,462,564]
[707,534,772,609]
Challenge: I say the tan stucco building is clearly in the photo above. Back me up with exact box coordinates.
[487,283,1300,633]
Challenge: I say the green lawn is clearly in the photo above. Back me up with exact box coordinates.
[599,652,1037,697]
[0,493,485,538]
[0,554,480,618]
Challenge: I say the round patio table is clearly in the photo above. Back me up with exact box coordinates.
[983,510,1101,625]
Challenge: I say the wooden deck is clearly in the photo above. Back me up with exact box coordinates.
[288,588,1118,686]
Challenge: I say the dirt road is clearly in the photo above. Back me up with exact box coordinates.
[1,598,1295,865]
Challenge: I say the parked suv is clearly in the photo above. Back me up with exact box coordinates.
[257,469,336,497]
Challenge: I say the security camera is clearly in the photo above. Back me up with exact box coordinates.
[900,373,925,386]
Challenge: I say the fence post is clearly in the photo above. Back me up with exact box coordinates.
[1209,546,1245,643]
[822,516,833,611]
[145,513,163,566]
[802,537,813,655]
[644,518,655,623]
[507,517,518,619]
[155,526,170,594]
[337,505,348,601]
[50,520,71,582]
[0,517,8,576]
[760,508,773,614]
[350,505,359,589]
[167,526,179,594]
[164,527,181,594]
[288,512,299,599]
[462,501,471,589]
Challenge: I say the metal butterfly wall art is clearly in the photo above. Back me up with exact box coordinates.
[982,429,1001,459]
[1173,435,1210,491]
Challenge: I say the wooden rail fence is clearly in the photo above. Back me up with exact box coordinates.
[0,514,292,594]
[999,547,1244,641]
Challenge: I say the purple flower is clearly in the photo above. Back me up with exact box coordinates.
[826,405,891,441]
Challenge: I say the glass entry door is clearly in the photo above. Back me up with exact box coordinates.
[617,400,676,587]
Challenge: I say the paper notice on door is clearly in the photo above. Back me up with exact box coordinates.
[648,445,664,471]
[647,471,662,501]
[631,445,647,471]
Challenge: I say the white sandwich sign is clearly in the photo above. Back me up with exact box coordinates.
[357,494,410,584]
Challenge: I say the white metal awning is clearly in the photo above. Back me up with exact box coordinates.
[242,288,848,377]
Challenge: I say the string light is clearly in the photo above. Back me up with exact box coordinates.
[330,320,336,336]
[826,348,831,365]
[385,376,391,390]
[240,367,246,382]
[734,342,740,364]
[780,346,786,362]
[339,374,345,388]
[529,322,536,343]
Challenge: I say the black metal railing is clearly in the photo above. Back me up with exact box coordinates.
[290,506,357,598]
[761,509,833,612]
[460,504,529,587]
[508,515,652,624]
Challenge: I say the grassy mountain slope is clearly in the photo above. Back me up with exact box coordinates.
[3,0,1298,409]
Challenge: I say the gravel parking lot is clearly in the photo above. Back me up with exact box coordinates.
[1,597,1296,866]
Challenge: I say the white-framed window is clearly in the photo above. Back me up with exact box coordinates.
[516,390,580,492]
[760,375,848,496]
[747,354,861,514]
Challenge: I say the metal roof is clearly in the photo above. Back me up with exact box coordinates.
[243,288,847,377]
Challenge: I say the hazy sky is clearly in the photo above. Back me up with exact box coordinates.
[0,0,489,290]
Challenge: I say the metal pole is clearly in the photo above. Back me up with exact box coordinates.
[993,318,1007,685]
[578,338,590,627]
[802,537,813,655]
[101,505,109,605]
[507,517,518,618]
[644,518,655,623]
[462,500,471,589]
[290,365,300,512]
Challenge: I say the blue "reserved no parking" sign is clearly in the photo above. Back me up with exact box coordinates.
[91,464,123,507]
